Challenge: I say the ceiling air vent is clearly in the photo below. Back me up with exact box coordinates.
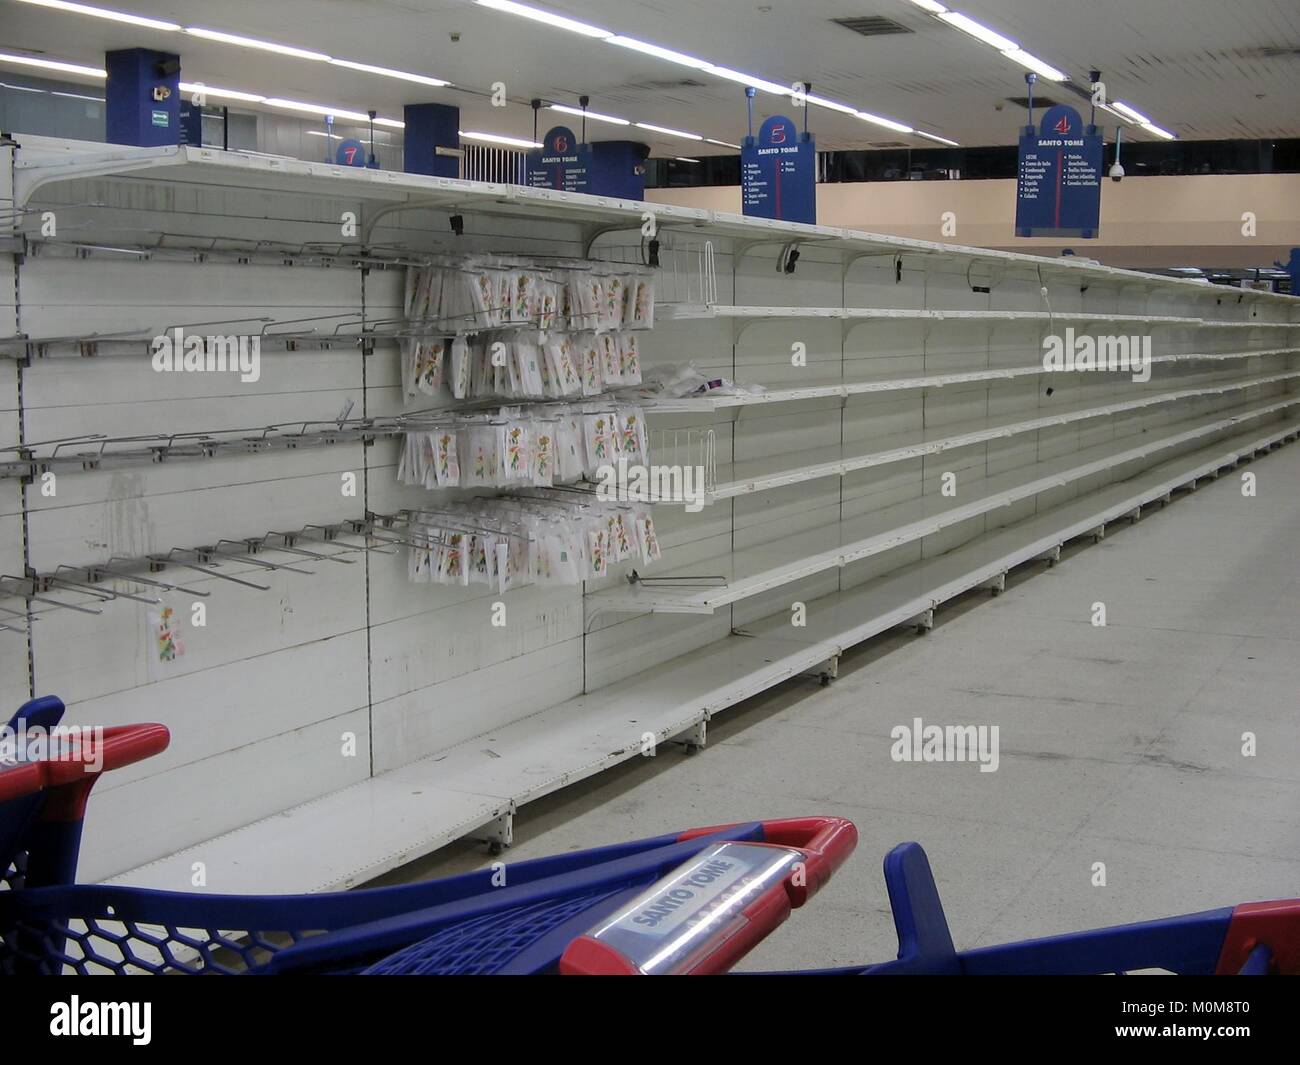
[1236,45,1300,58]
[1005,95,1061,109]
[831,16,914,37]
[640,78,708,90]
[871,141,910,148]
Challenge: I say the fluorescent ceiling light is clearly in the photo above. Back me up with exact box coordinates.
[549,104,629,125]
[0,53,106,78]
[857,111,914,134]
[473,0,611,38]
[704,66,789,95]
[482,2,927,151]
[675,157,701,163]
[607,36,710,69]
[329,59,448,87]
[937,12,1018,51]
[635,121,704,141]
[805,94,858,116]
[915,130,960,146]
[1142,122,1175,140]
[305,130,338,138]
[51,90,103,101]
[1001,49,1067,81]
[186,28,331,62]
[0,82,46,92]
[374,117,405,129]
[13,0,181,31]
[460,129,542,148]
[1112,100,1151,124]
[264,98,371,122]
[1096,102,1134,123]
[179,82,267,103]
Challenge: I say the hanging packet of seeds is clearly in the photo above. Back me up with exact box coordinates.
[579,333,603,396]
[600,333,623,385]
[434,431,460,487]
[619,332,642,385]
[449,336,471,399]
[556,335,583,395]
[638,512,662,564]
[504,421,530,482]
[587,526,608,578]
[414,338,447,396]
[532,427,555,487]
[602,275,624,332]
[584,413,614,467]
[556,416,586,482]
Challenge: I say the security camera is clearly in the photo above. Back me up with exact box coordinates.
[1109,161,1124,183]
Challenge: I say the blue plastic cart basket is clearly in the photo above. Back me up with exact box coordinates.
[0,697,854,975]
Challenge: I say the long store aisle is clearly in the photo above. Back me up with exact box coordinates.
[383,442,1300,971]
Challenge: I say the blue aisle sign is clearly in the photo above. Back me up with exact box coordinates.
[178,101,202,146]
[337,138,367,167]
[742,115,816,225]
[526,126,592,194]
[1016,104,1102,238]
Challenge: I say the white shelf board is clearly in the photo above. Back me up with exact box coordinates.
[13,139,1300,311]
[105,775,512,895]
[106,418,1299,896]
[706,370,1300,500]
[644,380,849,413]
[591,399,1300,615]
[640,346,1300,414]
[106,633,847,894]
[1200,320,1299,329]
[658,304,1204,325]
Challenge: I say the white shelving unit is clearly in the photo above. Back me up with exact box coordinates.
[111,417,1300,896]
[589,398,1300,616]
[679,374,1298,501]
[3,136,1295,893]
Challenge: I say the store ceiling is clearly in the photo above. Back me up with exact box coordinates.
[2,0,1299,155]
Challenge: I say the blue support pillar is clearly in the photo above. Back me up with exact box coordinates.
[404,103,460,177]
[589,141,648,200]
[105,48,181,148]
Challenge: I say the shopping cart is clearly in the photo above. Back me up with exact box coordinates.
[751,832,1299,976]
[0,696,855,975]
[4,696,1295,975]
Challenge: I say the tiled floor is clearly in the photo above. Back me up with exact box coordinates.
[380,440,1300,971]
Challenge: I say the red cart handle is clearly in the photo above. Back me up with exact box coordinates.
[562,816,858,975]
[0,723,170,817]
[680,816,857,905]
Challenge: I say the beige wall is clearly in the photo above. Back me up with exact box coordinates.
[647,173,1300,270]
